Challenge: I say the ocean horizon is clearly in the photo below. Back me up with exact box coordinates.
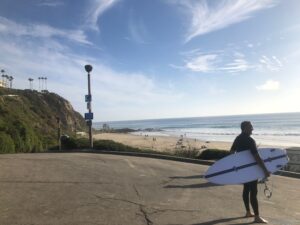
[94,112,300,148]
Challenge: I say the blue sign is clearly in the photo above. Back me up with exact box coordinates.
[85,95,92,102]
[84,113,93,120]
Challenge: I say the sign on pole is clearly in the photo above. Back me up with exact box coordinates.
[85,94,92,102]
[85,112,94,120]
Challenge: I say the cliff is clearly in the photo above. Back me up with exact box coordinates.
[0,88,86,153]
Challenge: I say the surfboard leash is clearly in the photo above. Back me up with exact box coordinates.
[263,180,272,199]
[260,178,273,199]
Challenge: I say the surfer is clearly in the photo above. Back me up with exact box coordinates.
[230,121,270,224]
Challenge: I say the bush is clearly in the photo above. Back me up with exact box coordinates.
[61,137,78,149]
[76,138,90,149]
[0,132,15,153]
[93,139,140,152]
[174,148,200,159]
[60,137,89,150]
[198,149,230,160]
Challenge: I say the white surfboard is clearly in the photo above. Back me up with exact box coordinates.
[204,148,289,185]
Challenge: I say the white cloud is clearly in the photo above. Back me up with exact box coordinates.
[178,49,253,73]
[185,54,218,72]
[85,0,120,31]
[221,58,252,73]
[0,16,91,45]
[128,15,148,44]
[259,55,283,71]
[177,0,276,42]
[37,0,64,7]
[256,80,280,91]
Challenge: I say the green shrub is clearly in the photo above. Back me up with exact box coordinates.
[93,139,140,152]
[61,137,80,149]
[174,148,200,159]
[75,138,90,149]
[199,149,230,160]
[0,132,15,153]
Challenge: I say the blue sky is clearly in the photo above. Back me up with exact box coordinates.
[1,0,300,121]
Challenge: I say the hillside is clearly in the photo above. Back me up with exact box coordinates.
[0,88,86,153]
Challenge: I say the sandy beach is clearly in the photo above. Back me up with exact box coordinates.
[94,132,232,153]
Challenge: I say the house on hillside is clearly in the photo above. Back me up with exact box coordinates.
[0,80,6,88]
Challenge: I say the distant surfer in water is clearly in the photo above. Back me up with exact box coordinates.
[230,121,270,224]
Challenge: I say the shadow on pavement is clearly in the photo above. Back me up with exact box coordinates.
[164,182,222,189]
[191,216,250,225]
[169,175,204,179]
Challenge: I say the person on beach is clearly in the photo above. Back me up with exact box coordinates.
[230,121,270,224]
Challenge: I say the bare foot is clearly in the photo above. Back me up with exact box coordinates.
[254,216,268,223]
[245,211,255,218]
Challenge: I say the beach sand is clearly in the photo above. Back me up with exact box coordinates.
[93,132,232,153]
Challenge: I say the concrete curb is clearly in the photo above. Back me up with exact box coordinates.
[47,149,214,166]
[46,149,300,179]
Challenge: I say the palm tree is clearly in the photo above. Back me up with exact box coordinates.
[28,78,34,90]
[38,77,41,91]
[41,77,44,90]
[45,77,47,90]
[4,75,9,88]
[9,76,13,88]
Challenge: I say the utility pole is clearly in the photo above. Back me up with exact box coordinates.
[56,117,61,150]
[84,65,93,149]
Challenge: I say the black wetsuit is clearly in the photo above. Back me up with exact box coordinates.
[231,132,259,215]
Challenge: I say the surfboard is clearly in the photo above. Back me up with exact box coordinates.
[204,148,289,185]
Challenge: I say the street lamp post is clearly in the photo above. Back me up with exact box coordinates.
[84,65,93,148]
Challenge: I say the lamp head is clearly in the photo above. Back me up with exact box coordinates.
[85,65,93,73]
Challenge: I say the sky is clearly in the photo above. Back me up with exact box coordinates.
[1,0,300,122]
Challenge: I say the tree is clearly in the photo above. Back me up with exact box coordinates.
[28,78,34,90]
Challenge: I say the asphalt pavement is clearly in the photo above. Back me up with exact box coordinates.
[0,153,299,225]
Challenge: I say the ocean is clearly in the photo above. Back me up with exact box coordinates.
[94,112,300,148]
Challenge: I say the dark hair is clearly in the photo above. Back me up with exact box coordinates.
[241,121,251,131]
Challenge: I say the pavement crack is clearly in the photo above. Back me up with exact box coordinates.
[149,208,200,215]
[94,194,154,224]
[133,184,141,198]
[94,194,144,207]
[94,194,199,220]
[139,206,153,225]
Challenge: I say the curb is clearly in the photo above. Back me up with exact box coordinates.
[46,149,300,179]
[274,170,300,179]
[47,149,214,166]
